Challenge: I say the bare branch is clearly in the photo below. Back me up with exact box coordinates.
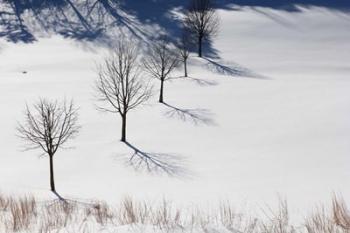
[95,38,153,141]
[184,0,220,57]
[143,36,180,102]
[177,27,193,77]
[17,98,80,157]
[143,36,180,82]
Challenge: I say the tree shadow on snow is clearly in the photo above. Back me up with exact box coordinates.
[171,76,219,87]
[52,190,67,202]
[119,141,191,178]
[0,0,149,46]
[0,0,233,57]
[204,58,270,79]
[162,102,216,126]
[250,7,297,28]
[2,0,347,59]
[185,77,219,87]
[221,0,350,12]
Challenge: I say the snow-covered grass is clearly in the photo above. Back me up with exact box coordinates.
[0,2,349,229]
[0,192,349,233]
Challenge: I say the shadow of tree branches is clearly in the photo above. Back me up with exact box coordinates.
[221,0,350,12]
[0,0,236,57]
[186,77,219,86]
[2,0,347,59]
[171,76,219,87]
[119,141,191,178]
[163,102,216,126]
[204,58,270,79]
[52,190,67,202]
[1,0,349,48]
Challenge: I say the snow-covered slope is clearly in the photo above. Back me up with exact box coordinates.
[0,2,349,223]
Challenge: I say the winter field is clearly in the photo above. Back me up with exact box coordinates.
[0,1,350,232]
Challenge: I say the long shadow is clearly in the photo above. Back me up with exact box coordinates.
[0,0,101,43]
[0,0,238,57]
[121,141,190,178]
[97,0,150,41]
[162,102,216,126]
[252,7,297,28]
[1,0,348,53]
[52,190,67,202]
[0,1,36,43]
[224,0,350,12]
[204,58,270,79]
[185,77,219,87]
[171,76,219,87]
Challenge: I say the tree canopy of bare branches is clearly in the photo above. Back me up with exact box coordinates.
[143,37,180,103]
[185,0,219,57]
[95,39,152,142]
[17,98,80,192]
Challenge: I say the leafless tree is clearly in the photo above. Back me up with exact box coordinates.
[178,27,192,77]
[95,40,152,142]
[17,99,80,193]
[185,0,219,57]
[143,37,180,103]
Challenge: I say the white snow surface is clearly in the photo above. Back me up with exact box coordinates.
[0,4,350,224]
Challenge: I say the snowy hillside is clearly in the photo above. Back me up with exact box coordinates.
[0,0,350,230]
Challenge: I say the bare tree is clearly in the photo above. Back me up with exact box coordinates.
[95,40,152,142]
[185,0,219,57]
[178,27,192,77]
[143,37,180,103]
[17,99,80,193]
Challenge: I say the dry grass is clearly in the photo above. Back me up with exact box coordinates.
[2,196,37,232]
[0,193,348,233]
[86,201,114,225]
[332,197,350,231]
[305,197,350,233]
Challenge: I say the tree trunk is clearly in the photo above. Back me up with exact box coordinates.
[198,35,203,57]
[159,79,164,103]
[49,155,56,192]
[121,113,126,142]
[184,59,188,77]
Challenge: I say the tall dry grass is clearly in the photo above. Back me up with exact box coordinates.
[0,192,348,233]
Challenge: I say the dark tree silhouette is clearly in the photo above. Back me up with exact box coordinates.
[185,0,219,57]
[95,40,152,142]
[17,99,80,193]
[178,27,192,77]
[143,37,180,103]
